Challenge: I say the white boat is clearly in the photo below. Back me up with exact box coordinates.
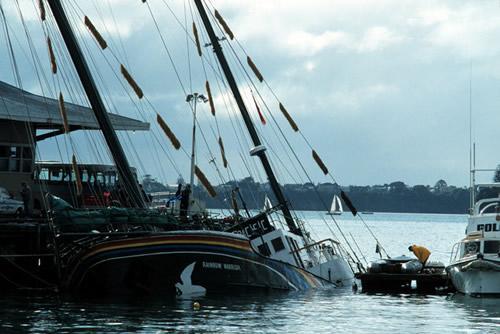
[327,195,343,215]
[447,181,500,297]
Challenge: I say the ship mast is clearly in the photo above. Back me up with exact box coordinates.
[46,0,145,208]
[194,0,301,235]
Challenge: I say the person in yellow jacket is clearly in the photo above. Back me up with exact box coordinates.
[408,245,431,266]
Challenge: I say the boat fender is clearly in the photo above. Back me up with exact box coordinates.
[401,260,422,273]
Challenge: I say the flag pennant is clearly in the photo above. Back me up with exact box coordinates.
[251,90,266,125]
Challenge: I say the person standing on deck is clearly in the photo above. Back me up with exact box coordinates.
[20,182,31,217]
[408,245,431,266]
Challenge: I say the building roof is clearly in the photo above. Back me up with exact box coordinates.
[0,81,149,131]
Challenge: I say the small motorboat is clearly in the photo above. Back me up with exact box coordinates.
[447,181,500,297]
[356,255,450,293]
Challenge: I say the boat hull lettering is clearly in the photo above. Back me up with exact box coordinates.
[477,223,500,232]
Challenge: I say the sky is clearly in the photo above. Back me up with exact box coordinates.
[2,0,500,187]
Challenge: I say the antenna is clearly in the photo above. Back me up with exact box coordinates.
[469,62,472,172]
[469,61,474,212]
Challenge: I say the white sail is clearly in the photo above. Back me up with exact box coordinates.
[329,195,343,214]
[264,195,273,211]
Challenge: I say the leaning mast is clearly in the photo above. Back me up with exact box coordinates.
[194,0,301,235]
[46,0,145,208]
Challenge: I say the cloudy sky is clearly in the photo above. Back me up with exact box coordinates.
[2,0,500,187]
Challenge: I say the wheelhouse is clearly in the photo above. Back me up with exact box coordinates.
[33,162,137,208]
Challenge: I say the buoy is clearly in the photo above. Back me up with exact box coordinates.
[193,301,201,310]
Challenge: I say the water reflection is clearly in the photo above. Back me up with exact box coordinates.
[447,294,500,333]
[1,289,499,333]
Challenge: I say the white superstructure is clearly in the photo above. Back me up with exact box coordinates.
[250,227,354,286]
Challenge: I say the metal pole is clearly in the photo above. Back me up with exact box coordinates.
[189,94,198,192]
[46,0,144,208]
[194,0,300,235]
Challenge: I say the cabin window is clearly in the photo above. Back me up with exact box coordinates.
[37,168,49,181]
[484,240,500,254]
[271,237,285,252]
[0,145,32,173]
[50,169,63,182]
[10,146,19,158]
[463,241,480,256]
[81,170,89,183]
[96,172,105,184]
[22,147,32,172]
[257,242,271,256]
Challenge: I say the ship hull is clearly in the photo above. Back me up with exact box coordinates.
[447,260,500,297]
[63,231,331,297]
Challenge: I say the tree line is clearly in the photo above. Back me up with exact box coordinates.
[143,175,471,214]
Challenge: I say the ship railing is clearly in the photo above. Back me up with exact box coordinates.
[289,238,360,272]
[474,198,500,215]
[449,242,460,263]
[290,238,345,266]
[290,238,340,254]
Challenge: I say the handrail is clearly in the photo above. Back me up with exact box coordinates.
[479,202,499,215]
[290,238,340,254]
[449,242,460,263]
[474,197,500,215]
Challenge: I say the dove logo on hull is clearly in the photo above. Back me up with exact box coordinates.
[175,262,207,298]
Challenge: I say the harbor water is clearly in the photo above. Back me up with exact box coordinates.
[1,212,498,333]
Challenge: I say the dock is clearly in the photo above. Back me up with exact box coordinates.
[355,271,455,294]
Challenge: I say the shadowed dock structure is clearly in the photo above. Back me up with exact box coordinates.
[356,271,455,294]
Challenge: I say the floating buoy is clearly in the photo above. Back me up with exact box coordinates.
[193,301,201,310]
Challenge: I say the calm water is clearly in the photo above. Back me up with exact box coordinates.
[1,212,499,333]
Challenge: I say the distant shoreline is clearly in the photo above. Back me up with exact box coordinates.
[144,178,471,215]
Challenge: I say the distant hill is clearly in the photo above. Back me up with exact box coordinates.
[142,174,168,193]
[192,178,470,214]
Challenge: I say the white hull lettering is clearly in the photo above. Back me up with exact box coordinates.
[202,261,241,271]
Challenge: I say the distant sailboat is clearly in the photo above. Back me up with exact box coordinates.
[263,195,273,211]
[328,195,343,215]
